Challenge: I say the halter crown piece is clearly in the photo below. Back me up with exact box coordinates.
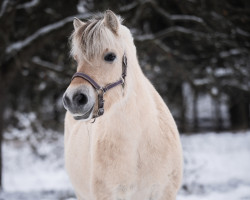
[71,53,128,120]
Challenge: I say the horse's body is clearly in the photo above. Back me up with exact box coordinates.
[63,11,182,200]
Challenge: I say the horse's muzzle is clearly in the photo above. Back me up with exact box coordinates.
[62,86,95,121]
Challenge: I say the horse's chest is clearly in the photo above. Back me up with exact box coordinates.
[64,123,172,200]
[65,125,93,198]
[65,125,137,198]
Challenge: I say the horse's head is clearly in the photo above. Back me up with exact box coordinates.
[63,10,133,121]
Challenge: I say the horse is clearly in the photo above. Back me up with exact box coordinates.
[62,10,183,200]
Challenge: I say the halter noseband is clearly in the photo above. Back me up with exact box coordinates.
[71,53,127,120]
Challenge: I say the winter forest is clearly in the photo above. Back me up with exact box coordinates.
[0,0,250,199]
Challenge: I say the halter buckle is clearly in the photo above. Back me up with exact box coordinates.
[120,77,125,88]
[120,77,125,84]
[97,108,104,116]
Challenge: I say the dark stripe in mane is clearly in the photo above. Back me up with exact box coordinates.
[71,13,120,61]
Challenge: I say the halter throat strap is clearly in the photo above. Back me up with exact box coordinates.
[71,53,127,120]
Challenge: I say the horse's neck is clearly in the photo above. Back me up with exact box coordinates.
[106,62,150,121]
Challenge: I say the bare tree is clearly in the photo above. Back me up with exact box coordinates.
[1,0,250,189]
[0,0,91,188]
[97,0,250,131]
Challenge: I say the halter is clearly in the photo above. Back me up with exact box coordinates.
[71,53,127,120]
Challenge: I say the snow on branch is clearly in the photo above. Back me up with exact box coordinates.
[194,78,210,86]
[221,79,250,92]
[154,40,198,61]
[148,0,207,26]
[219,48,248,58]
[170,15,204,23]
[119,1,138,12]
[135,26,208,42]
[0,0,9,18]
[17,0,40,10]
[6,13,92,55]
[214,68,234,77]
[31,56,71,77]
[235,28,250,37]
[77,0,87,14]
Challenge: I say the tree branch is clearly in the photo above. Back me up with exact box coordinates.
[119,1,138,13]
[0,0,9,18]
[6,12,92,55]
[219,48,248,58]
[147,0,211,31]
[153,40,198,61]
[134,26,211,42]
[31,57,71,77]
[17,0,40,10]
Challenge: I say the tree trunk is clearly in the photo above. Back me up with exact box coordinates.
[214,97,223,131]
[229,93,250,130]
[0,83,6,189]
[179,83,186,132]
[192,90,198,132]
[0,57,18,189]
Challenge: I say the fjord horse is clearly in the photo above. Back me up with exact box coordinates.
[63,10,182,200]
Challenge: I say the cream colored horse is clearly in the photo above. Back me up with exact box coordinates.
[63,10,182,200]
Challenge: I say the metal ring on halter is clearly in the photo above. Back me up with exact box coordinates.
[91,117,96,123]
[100,87,106,95]
[95,87,105,96]
[120,77,125,85]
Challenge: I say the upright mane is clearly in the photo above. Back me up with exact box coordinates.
[70,14,123,61]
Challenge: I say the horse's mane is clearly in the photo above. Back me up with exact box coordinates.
[70,13,123,61]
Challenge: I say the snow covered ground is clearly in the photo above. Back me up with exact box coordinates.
[179,132,250,200]
[1,127,250,200]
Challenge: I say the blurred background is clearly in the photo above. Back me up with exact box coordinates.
[0,0,250,199]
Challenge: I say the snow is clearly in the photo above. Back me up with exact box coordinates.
[135,26,207,42]
[194,78,210,86]
[0,0,9,17]
[214,68,233,77]
[211,87,218,95]
[179,132,250,200]
[170,15,204,23]
[17,0,40,10]
[6,17,74,54]
[152,3,204,24]
[119,2,138,12]
[197,94,213,119]
[1,124,250,199]
[77,0,87,14]
[32,56,63,71]
[219,48,245,58]
[236,28,250,37]
[3,133,72,192]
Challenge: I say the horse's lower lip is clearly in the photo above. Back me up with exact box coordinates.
[73,106,94,120]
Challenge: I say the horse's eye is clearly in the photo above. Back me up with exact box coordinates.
[104,53,116,62]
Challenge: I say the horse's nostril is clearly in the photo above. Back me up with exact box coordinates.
[73,93,88,106]
[63,95,71,107]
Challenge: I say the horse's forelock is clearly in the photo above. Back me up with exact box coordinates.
[71,14,119,61]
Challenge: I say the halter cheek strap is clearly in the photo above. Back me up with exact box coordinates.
[71,53,128,120]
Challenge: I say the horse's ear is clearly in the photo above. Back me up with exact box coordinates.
[104,10,120,34]
[73,17,85,30]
